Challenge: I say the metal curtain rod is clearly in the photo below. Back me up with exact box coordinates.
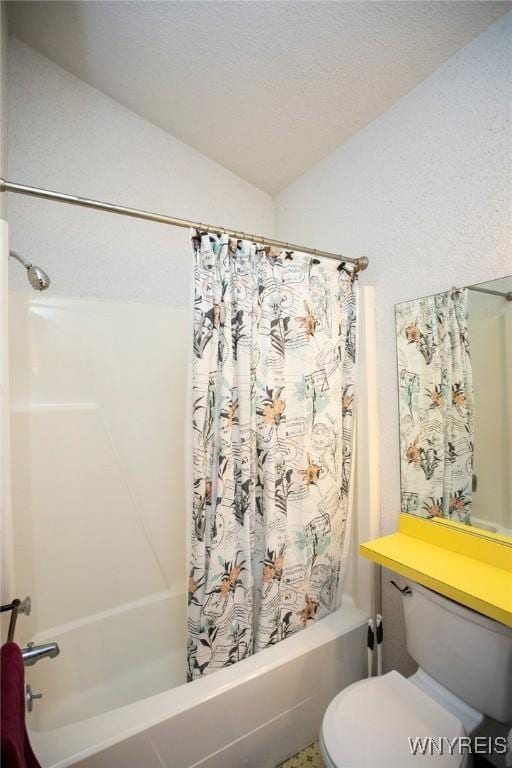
[0,178,368,272]
[468,285,512,301]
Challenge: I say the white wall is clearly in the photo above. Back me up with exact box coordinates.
[275,12,512,673]
[7,38,274,305]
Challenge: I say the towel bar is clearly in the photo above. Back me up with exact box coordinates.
[1,596,31,642]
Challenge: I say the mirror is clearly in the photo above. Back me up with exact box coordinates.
[396,275,512,540]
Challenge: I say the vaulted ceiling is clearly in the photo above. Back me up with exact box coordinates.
[7,1,511,194]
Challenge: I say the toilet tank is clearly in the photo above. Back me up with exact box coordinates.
[402,581,512,722]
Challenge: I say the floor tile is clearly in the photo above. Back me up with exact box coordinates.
[278,740,325,768]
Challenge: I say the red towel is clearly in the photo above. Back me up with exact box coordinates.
[1,642,41,768]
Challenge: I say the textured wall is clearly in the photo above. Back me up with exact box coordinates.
[7,38,274,306]
[275,13,512,674]
[7,2,509,194]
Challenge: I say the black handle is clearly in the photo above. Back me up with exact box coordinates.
[390,580,412,596]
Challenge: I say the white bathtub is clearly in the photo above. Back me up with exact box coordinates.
[29,598,368,768]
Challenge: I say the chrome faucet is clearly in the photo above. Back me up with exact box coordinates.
[21,641,60,666]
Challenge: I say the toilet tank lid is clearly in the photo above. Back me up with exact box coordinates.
[322,671,466,767]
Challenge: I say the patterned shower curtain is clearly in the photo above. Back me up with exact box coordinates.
[187,233,357,680]
[396,289,473,523]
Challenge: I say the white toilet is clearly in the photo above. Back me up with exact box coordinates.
[320,581,512,767]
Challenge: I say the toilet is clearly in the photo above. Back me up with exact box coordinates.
[320,581,512,767]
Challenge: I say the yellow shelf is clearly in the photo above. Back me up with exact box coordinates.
[360,514,512,627]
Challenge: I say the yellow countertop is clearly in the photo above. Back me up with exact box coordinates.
[360,514,512,627]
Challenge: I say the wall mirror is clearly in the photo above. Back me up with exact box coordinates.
[395,274,512,540]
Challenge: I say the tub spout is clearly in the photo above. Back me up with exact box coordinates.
[21,642,60,666]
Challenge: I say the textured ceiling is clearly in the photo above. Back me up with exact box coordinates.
[7,1,511,194]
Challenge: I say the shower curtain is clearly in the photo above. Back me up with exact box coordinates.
[187,233,357,680]
[396,289,473,523]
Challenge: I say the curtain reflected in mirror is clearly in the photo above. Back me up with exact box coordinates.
[396,275,512,540]
[396,289,474,524]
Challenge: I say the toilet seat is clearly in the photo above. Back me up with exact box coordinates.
[321,671,468,767]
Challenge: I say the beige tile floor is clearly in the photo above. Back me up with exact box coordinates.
[278,741,497,768]
[278,740,325,768]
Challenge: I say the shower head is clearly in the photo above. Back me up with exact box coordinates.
[9,250,51,291]
[27,264,51,292]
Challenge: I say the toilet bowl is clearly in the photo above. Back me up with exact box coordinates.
[320,581,512,767]
[320,670,470,767]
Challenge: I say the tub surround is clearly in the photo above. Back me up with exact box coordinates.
[360,514,512,626]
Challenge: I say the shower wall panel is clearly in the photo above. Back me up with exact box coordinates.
[9,292,188,639]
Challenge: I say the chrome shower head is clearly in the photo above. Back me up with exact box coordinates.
[9,250,51,292]
[27,264,51,291]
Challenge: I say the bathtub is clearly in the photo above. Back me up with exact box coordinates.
[28,597,368,768]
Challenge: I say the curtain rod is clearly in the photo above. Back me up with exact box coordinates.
[468,285,512,301]
[0,178,368,272]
